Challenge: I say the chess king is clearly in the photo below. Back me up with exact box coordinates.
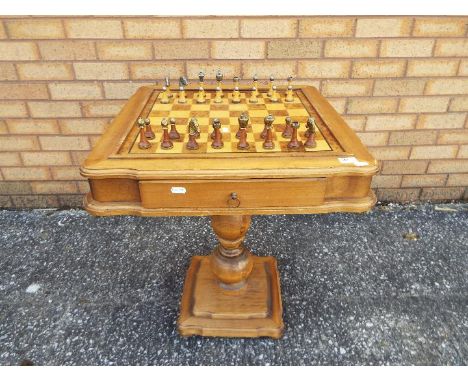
[81,73,378,338]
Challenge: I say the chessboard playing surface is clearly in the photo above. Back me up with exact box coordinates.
[125,89,337,156]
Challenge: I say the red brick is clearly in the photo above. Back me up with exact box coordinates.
[2,167,50,181]
[0,136,38,151]
[21,151,72,166]
[401,174,447,187]
[6,119,59,134]
[427,160,468,173]
[39,136,90,151]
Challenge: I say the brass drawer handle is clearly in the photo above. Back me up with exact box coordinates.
[227,192,240,208]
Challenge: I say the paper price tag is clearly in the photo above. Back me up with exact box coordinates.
[171,187,186,194]
[338,157,368,167]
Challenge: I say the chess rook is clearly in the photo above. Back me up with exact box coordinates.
[237,113,250,150]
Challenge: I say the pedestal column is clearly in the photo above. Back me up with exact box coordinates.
[178,215,284,338]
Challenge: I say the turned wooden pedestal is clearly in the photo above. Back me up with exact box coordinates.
[177,215,284,338]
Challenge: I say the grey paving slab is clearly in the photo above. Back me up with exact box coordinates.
[0,203,466,365]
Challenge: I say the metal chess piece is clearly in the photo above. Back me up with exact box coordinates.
[287,121,300,150]
[211,118,224,149]
[137,117,151,150]
[186,118,200,150]
[237,112,250,150]
[169,117,180,140]
[144,117,155,140]
[304,117,318,148]
[160,118,173,150]
[262,114,275,150]
[216,70,223,93]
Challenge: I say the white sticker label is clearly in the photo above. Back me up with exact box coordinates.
[338,157,368,167]
[171,187,186,194]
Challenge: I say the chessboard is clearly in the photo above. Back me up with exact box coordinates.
[118,88,343,158]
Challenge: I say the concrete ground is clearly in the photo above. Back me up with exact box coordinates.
[0,203,466,366]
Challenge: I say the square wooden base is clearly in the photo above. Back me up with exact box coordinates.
[178,255,284,338]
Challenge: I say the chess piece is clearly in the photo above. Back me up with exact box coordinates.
[304,117,318,148]
[232,86,241,104]
[160,118,173,150]
[198,71,205,87]
[237,113,250,150]
[216,70,223,93]
[144,117,155,140]
[267,75,274,97]
[287,121,300,150]
[160,86,169,104]
[196,86,206,103]
[233,76,240,90]
[262,114,275,150]
[178,86,187,104]
[285,85,294,103]
[214,86,223,103]
[211,118,223,149]
[270,85,279,102]
[282,116,293,138]
[137,117,151,150]
[186,118,199,150]
[249,87,258,104]
[165,77,173,98]
[252,74,258,92]
[305,116,317,137]
[235,111,248,138]
[169,117,180,140]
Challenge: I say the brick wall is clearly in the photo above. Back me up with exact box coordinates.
[0,16,467,208]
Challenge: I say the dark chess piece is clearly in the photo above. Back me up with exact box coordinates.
[287,121,300,150]
[261,113,275,139]
[160,118,173,150]
[211,118,224,149]
[137,117,151,150]
[304,117,318,148]
[237,112,250,150]
[282,116,293,138]
[169,117,180,140]
[144,117,155,140]
[186,118,200,150]
[262,114,275,150]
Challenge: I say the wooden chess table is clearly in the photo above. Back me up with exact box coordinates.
[80,84,378,338]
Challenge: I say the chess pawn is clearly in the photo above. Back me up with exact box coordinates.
[178,86,187,104]
[285,85,294,103]
[165,77,173,98]
[198,71,205,87]
[304,117,318,148]
[216,70,223,93]
[252,74,258,92]
[270,85,279,102]
[196,86,206,104]
[211,118,224,149]
[214,86,223,103]
[186,118,200,150]
[144,117,155,140]
[237,113,250,150]
[160,118,173,150]
[287,121,300,150]
[249,87,258,104]
[233,76,240,89]
[169,117,180,140]
[262,114,275,150]
[267,75,274,97]
[160,86,169,104]
[282,116,293,138]
[137,117,151,150]
[232,86,241,104]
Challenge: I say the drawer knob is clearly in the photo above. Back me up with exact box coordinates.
[227,192,240,208]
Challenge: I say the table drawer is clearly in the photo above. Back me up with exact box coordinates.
[139,178,325,209]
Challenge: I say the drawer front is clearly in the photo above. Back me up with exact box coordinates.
[139,178,325,209]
